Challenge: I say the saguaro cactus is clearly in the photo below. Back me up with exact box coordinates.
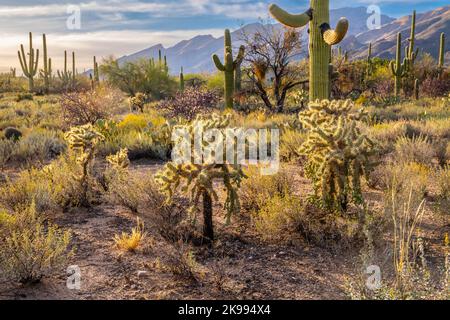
[10,68,16,78]
[269,1,349,101]
[179,67,185,92]
[439,32,445,69]
[18,32,39,91]
[58,51,76,88]
[41,34,52,93]
[405,10,418,71]
[212,29,245,109]
[366,42,373,78]
[93,56,99,83]
[414,79,419,100]
[390,33,408,97]
[235,57,242,92]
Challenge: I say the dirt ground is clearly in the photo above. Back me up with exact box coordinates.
[0,160,448,300]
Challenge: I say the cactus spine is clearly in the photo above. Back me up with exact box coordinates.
[405,10,418,71]
[18,32,39,91]
[390,33,408,97]
[41,34,52,93]
[269,0,349,101]
[179,67,185,92]
[212,29,245,109]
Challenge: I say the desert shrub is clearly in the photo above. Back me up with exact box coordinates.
[113,218,146,252]
[240,166,293,213]
[3,127,22,141]
[394,135,435,165]
[421,75,450,98]
[100,57,177,99]
[12,129,66,165]
[105,149,142,213]
[0,169,57,213]
[434,166,450,215]
[0,202,73,284]
[370,162,430,197]
[279,129,307,162]
[349,187,448,300]
[253,194,303,241]
[0,139,15,168]
[158,87,219,121]
[16,93,33,102]
[60,87,121,127]
[156,241,201,283]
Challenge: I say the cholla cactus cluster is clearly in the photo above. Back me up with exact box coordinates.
[129,93,147,112]
[106,148,130,170]
[64,124,104,205]
[155,114,246,241]
[299,100,375,211]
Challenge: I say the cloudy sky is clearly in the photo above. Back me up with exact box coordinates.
[0,0,447,72]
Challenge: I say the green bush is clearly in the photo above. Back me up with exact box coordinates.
[0,202,73,284]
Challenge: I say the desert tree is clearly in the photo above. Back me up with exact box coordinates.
[239,22,307,113]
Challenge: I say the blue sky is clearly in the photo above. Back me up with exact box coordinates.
[0,0,448,72]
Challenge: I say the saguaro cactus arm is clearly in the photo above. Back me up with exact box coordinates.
[212,54,226,71]
[320,18,349,46]
[234,45,245,68]
[268,4,313,28]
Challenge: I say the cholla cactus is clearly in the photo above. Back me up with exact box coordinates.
[107,148,130,170]
[129,92,147,112]
[155,114,246,242]
[299,100,375,211]
[64,124,104,206]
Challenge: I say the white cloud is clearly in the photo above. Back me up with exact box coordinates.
[0,29,224,73]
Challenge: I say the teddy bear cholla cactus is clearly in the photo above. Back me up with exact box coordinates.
[129,92,147,112]
[64,124,104,206]
[155,114,246,242]
[299,100,375,211]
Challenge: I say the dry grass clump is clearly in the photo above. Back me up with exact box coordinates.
[0,169,57,213]
[113,218,146,252]
[279,128,307,162]
[0,202,73,284]
[394,134,435,165]
[369,162,430,197]
[240,166,293,213]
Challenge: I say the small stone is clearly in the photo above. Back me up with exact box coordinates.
[137,270,149,278]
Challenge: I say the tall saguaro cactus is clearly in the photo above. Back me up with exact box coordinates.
[439,32,445,69]
[18,32,39,91]
[405,10,418,71]
[41,34,52,93]
[93,56,99,83]
[212,29,245,109]
[390,33,408,97]
[366,42,373,78]
[269,1,349,101]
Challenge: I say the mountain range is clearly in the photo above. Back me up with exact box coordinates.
[111,6,450,75]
